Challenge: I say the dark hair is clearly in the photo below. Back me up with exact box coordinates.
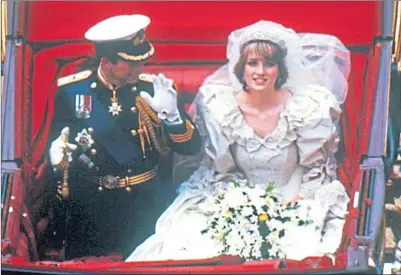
[94,44,122,64]
[233,40,288,90]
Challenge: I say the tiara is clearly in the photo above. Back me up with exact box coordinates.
[239,28,288,53]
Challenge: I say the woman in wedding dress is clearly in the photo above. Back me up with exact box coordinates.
[126,21,351,262]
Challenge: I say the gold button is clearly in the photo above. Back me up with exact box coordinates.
[130,107,137,113]
[91,149,97,155]
[131,129,137,136]
[91,82,97,89]
[131,86,137,92]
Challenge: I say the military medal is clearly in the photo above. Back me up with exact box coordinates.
[109,90,122,116]
[75,95,92,118]
[97,67,122,116]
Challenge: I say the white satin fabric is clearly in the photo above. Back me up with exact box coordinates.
[126,84,350,262]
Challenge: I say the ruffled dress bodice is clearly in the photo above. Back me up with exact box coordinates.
[183,83,346,204]
[126,83,350,262]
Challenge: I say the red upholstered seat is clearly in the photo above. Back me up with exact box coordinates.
[142,65,221,94]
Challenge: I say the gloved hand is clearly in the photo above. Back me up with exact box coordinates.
[140,73,181,122]
[49,127,77,167]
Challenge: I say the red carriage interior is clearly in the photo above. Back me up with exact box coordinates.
[2,1,384,272]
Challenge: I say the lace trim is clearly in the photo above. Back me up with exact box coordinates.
[204,87,291,154]
[203,85,339,157]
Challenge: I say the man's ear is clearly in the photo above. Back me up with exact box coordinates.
[100,57,112,70]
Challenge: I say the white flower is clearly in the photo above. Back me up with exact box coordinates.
[277,250,286,259]
[266,230,280,243]
[249,215,258,224]
[199,197,220,212]
[222,187,248,208]
[269,244,279,257]
[242,206,254,217]
[222,208,234,218]
[226,231,244,253]
[253,249,262,259]
[251,196,266,212]
[248,185,266,197]
[291,216,300,225]
[267,219,283,230]
[282,221,295,231]
[281,209,293,218]
[265,197,275,207]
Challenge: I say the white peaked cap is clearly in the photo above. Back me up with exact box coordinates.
[85,14,151,42]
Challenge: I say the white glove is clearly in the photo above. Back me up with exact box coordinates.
[49,127,77,167]
[140,73,181,122]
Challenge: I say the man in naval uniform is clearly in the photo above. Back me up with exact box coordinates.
[41,14,202,260]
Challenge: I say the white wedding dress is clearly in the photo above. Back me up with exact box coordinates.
[126,83,350,262]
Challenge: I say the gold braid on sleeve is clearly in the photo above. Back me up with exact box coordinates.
[135,97,171,157]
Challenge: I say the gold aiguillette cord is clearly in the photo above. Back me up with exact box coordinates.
[138,111,146,158]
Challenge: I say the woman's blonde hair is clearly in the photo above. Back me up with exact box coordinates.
[234,40,288,90]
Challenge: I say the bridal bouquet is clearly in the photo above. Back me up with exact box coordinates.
[199,180,319,261]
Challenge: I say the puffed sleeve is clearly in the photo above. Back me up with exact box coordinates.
[287,85,343,200]
[288,85,350,254]
[177,84,242,194]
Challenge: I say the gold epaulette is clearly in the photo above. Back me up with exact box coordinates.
[138,73,153,83]
[57,70,93,87]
